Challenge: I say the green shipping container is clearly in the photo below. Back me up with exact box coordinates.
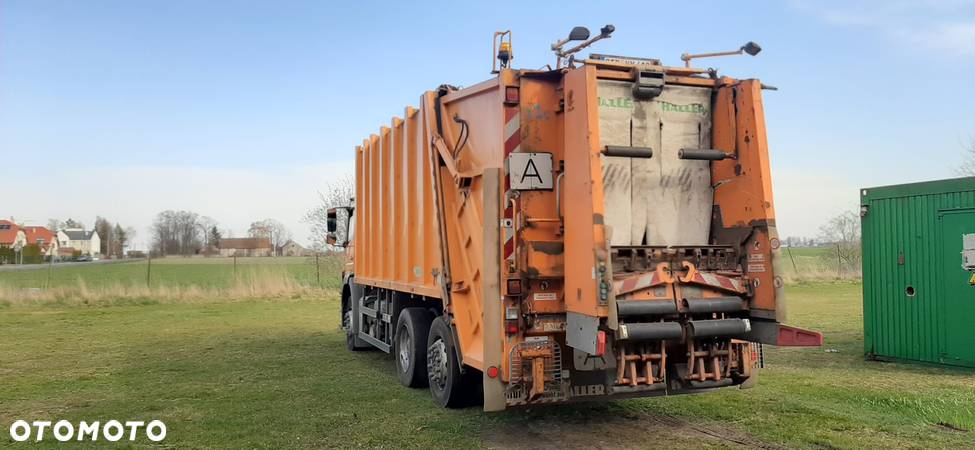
[861,177,975,368]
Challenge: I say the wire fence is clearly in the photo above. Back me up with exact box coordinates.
[0,254,348,304]
[778,246,862,282]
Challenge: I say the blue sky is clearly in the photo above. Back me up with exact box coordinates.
[1,0,973,248]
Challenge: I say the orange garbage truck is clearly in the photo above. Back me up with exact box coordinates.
[326,25,821,411]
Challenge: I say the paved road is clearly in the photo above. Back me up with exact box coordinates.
[0,258,145,271]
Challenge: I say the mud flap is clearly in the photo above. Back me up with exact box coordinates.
[567,312,600,355]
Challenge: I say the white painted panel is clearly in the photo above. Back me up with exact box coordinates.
[596,81,713,246]
[507,152,554,190]
[596,83,634,245]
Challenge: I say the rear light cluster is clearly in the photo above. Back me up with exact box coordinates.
[506,322,519,334]
[505,306,519,335]
[506,278,522,295]
[504,86,520,104]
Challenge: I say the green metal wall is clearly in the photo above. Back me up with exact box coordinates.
[861,177,975,368]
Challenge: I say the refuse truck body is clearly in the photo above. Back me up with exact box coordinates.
[328,36,821,411]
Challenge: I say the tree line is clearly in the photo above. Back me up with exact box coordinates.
[150,210,291,256]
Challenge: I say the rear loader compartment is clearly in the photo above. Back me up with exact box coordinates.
[331,26,822,411]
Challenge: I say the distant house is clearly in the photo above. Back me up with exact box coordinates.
[57,228,100,256]
[22,226,59,256]
[218,237,272,257]
[278,239,309,257]
[0,220,27,249]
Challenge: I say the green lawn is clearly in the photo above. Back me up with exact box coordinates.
[0,256,344,291]
[1,266,973,448]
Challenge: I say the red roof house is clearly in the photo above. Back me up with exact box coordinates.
[22,226,59,255]
[0,220,26,248]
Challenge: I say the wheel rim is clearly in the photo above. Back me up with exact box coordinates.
[427,338,448,390]
[397,326,411,371]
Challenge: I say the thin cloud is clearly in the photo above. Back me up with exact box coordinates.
[792,0,975,56]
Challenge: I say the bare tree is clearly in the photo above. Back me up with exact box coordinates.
[199,216,218,248]
[248,218,291,255]
[303,175,354,251]
[112,223,126,258]
[124,226,137,255]
[151,210,202,256]
[47,219,64,232]
[817,210,861,275]
[95,216,112,256]
[960,137,975,176]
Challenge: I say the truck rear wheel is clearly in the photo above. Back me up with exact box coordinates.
[426,316,469,408]
[395,308,433,387]
[344,283,369,351]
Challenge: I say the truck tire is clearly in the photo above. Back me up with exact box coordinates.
[395,308,433,387]
[427,316,479,408]
[344,283,369,351]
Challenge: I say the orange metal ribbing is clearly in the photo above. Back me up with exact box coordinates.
[393,116,406,283]
[381,127,392,281]
[354,144,365,277]
[405,107,419,285]
[369,134,380,279]
[420,103,437,287]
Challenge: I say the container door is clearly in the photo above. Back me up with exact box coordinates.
[940,209,975,366]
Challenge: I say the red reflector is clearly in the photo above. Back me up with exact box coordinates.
[505,86,519,104]
[506,321,519,334]
[487,366,499,378]
[596,330,607,356]
[506,279,522,295]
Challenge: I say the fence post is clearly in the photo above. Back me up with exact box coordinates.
[836,243,842,278]
[234,255,237,277]
[147,253,152,287]
[47,253,54,288]
[316,253,321,287]
[786,246,798,273]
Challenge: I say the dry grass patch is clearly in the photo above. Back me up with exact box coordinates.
[0,268,333,308]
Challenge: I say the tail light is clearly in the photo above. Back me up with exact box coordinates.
[506,278,522,295]
[506,322,519,334]
[504,86,520,104]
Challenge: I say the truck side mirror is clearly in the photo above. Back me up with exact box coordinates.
[326,208,338,233]
[326,207,353,247]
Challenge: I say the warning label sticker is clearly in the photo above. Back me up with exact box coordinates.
[534,292,558,301]
[747,264,766,273]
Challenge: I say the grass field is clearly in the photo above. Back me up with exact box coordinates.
[0,256,344,290]
[1,259,973,448]
[0,256,345,307]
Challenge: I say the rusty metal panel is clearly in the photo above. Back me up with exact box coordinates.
[861,177,975,368]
